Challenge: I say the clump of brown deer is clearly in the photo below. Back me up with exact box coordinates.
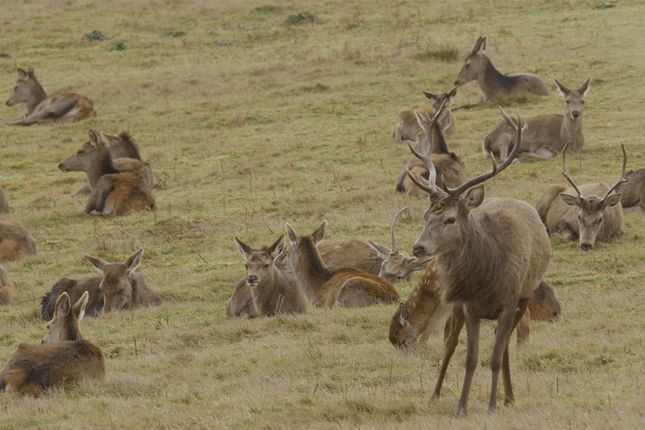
[283,221,400,307]
[0,266,15,305]
[0,292,105,396]
[616,168,645,210]
[392,88,457,143]
[5,67,95,125]
[403,108,551,416]
[485,79,590,161]
[454,36,549,101]
[536,142,626,250]
[0,189,37,263]
[59,130,155,216]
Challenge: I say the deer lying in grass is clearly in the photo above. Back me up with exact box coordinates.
[485,79,590,161]
[1,292,105,396]
[454,36,549,101]
[368,207,432,282]
[0,266,15,305]
[59,130,155,216]
[392,88,457,143]
[616,168,645,210]
[284,221,400,307]
[41,249,160,318]
[233,235,307,316]
[5,67,95,125]
[0,190,37,263]
[405,108,551,416]
[536,142,626,250]
[395,98,465,195]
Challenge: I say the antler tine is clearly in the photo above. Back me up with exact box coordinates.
[429,96,449,128]
[445,107,522,197]
[561,139,583,198]
[390,207,409,252]
[602,144,628,202]
[407,142,437,188]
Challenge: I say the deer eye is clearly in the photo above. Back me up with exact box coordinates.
[445,217,456,225]
[244,264,248,269]
[263,264,269,268]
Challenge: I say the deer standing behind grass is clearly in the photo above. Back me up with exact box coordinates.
[41,249,161,319]
[59,130,155,216]
[0,292,105,396]
[392,88,457,143]
[0,189,37,263]
[484,79,590,161]
[284,221,400,307]
[0,266,15,305]
[536,142,626,250]
[404,108,551,416]
[395,98,465,195]
[616,168,645,210]
[454,36,549,102]
[5,67,95,125]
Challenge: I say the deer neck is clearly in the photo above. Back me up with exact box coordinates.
[26,81,47,115]
[478,58,512,100]
[430,120,449,154]
[560,115,583,150]
[87,150,120,186]
[290,241,332,302]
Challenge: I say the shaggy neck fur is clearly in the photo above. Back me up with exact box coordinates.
[87,147,119,186]
[478,57,514,99]
[25,80,47,114]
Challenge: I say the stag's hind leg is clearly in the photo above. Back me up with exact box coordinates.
[432,307,464,401]
[501,299,530,407]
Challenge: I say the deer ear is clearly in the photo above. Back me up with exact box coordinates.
[464,185,485,209]
[422,91,437,101]
[312,220,327,244]
[267,235,284,258]
[603,193,621,208]
[559,193,581,207]
[474,36,486,55]
[579,78,591,97]
[368,240,391,259]
[16,68,28,79]
[234,237,253,257]
[54,292,72,319]
[85,255,107,272]
[554,79,570,97]
[88,129,102,146]
[73,291,89,321]
[125,248,144,273]
[398,303,409,327]
[285,224,298,244]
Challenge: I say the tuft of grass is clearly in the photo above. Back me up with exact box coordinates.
[412,47,459,63]
[84,30,107,42]
[165,30,187,38]
[287,11,316,25]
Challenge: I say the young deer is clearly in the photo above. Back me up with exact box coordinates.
[536,142,626,250]
[5,67,95,125]
[484,79,590,161]
[1,292,105,396]
[234,235,307,316]
[59,130,155,216]
[0,266,15,305]
[405,108,551,416]
[392,88,457,143]
[616,168,645,210]
[395,98,465,195]
[284,221,400,307]
[454,36,548,101]
[0,190,37,263]
[368,207,431,282]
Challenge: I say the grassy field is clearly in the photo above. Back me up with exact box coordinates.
[0,0,643,428]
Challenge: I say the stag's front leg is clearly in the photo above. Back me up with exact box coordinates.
[488,307,517,414]
[503,299,530,405]
[432,307,465,401]
[455,311,480,417]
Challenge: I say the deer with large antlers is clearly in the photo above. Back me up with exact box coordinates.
[404,108,551,416]
[392,88,457,143]
[536,141,626,250]
[368,207,432,282]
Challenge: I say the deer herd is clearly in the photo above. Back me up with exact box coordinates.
[1,35,643,417]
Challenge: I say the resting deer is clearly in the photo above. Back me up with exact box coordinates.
[5,67,95,125]
[234,235,307,316]
[59,130,155,216]
[485,79,590,161]
[284,221,400,307]
[368,207,432,282]
[405,108,551,416]
[393,88,457,143]
[536,142,626,250]
[0,190,37,263]
[616,168,645,210]
[0,292,105,396]
[454,36,548,101]
[0,266,15,305]
[395,98,465,195]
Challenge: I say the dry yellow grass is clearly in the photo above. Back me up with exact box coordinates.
[0,0,643,428]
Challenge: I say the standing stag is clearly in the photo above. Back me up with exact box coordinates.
[454,37,549,101]
[405,108,551,416]
[393,88,457,143]
[5,67,95,125]
[485,79,590,161]
[536,142,626,250]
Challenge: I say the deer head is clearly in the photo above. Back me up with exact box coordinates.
[42,291,89,343]
[85,249,144,312]
[554,78,591,120]
[234,235,284,287]
[58,129,110,172]
[454,36,488,86]
[559,140,626,251]
[5,67,44,108]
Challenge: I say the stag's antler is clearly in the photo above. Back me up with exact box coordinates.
[601,145,628,203]
[406,143,438,194]
[561,139,583,198]
[390,207,409,252]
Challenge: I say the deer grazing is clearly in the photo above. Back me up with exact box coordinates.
[1,292,105,396]
[536,142,626,250]
[454,36,549,102]
[5,67,95,125]
[395,98,465,195]
[368,207,432,282]
[0,266,15,305]
[59,130,155,216]
[0,190,37,263]
[616,168,645,210]
[284,221,400,307]
[392,88,457,143]
[485,79,590,161]
[404,108,551,416]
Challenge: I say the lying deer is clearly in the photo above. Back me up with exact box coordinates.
[395,98,465,195]
[59,130,155,216]
[0,190,37,263]
[41,249,161,318]
[0,266,15,305]
[233,235,307,316]
[392,88,457,143]
[5,67,95,125]
[405,108,551,416]
[368,207,431,282]
[454,36,549,102]
[484,79,590,161]
[616,168,645,210]
[284,221,400,307]
[536,142,626,250]
[0,292,105,396]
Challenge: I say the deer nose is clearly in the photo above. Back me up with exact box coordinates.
[247,275,258,284]
[580,243,593,251]
[412,245,425,257]
[571,111,581,119]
